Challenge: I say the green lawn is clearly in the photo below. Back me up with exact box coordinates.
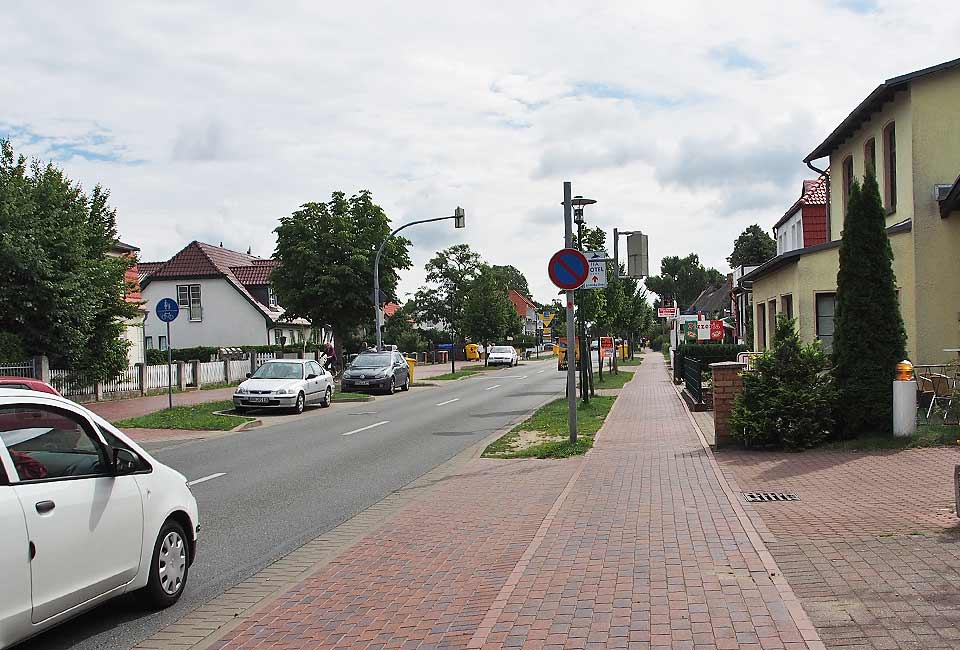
[820,423,959,452]
[333,391,373,401]
[429,368,483,380]
[483,396,616,459]
[617,356,643,366]
[114,400,253,431]
[593,371,634,389]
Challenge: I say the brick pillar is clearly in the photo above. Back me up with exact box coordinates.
[177,361,186,390]
[223,359,231,384]
[710,361,746,448]
[191,360,201,388]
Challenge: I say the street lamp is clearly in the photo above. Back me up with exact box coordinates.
[374,207,465,352]
[566,195,597,402]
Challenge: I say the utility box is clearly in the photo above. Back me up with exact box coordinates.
[626,232,649,278]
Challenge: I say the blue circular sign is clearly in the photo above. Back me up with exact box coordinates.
[155,298,180,323]
[548,248,589,290]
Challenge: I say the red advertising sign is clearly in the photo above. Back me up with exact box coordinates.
[710,320,724,341]
[600,336,614,358]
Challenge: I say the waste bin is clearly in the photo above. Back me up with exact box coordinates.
[466,343,479,361]
[406,356,416,384]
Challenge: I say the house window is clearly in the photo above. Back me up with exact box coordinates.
[842,155,855,218]
[757,302,767,351]
[159,336,168,351]
[883,122,897,212]
[864,137,876,178]
[177,284,202,321]
[768,299,777,343]
[145,336,154,350]
[781,294,793,321]
[815,293,836,354]
[268,285,278,308]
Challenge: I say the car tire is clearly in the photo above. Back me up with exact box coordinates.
[401,375,410,391]
[387,378,395,395]
[293,392,305,414]
[140,519,189,609]
[321,386,332,408]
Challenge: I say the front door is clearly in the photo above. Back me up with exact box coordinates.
[0,404,143,623]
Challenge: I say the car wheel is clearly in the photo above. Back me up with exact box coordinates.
[387,377,395,395]
[401,375,410,392]
[321,386,332,408]
[293,392,305,414]
[141,519,189,609]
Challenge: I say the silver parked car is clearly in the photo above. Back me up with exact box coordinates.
[233,359,334,414]
[487,345,519,367]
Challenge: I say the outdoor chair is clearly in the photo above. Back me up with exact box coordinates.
[921,373,954,421]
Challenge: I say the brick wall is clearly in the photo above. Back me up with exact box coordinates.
[711,361,745,448]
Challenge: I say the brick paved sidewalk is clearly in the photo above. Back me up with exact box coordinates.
[720,445,960,649]
[151,353,821,650]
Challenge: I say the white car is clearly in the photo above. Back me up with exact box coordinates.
[0,388,199,649]
[233,358,334,414]
[487,345,519,367]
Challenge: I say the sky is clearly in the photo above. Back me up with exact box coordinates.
[4,1,959,305]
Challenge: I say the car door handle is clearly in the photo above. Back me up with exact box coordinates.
[35,500,55,514]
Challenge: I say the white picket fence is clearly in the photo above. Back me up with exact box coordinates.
[13,350,309,401]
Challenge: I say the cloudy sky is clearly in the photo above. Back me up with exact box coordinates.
[4,1,958,304]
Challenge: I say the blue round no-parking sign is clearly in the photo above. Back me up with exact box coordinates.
[155,298,180,323]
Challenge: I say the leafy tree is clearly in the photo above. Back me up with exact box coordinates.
[272,190,411,356]
[463,265,522,351]
[381,301,415,344]
[413,244,482,345]
[490,264,530,297]
[833,173,906,435]
[0,140,138,380]
[730,314,837,450]
[728,224,776,267]
[644,253,723,311]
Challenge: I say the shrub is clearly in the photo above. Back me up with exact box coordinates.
[0,331,27,362]
[730,314,837,450]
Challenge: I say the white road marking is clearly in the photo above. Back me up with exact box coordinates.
[187,473,226,487]
[436,398,460,406]
[342,420,390,436]
[519,375,528,379]
[536,370,546,374]
[485,384,501,391]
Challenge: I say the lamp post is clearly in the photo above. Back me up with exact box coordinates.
[571,195,596,402]
[374,207,465,352]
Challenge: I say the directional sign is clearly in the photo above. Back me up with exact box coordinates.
[548,248,589,290]
[582,251,607,289]
[155,298,180,323]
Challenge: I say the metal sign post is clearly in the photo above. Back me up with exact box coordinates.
[155,298,180,410]
[562,183,578,443]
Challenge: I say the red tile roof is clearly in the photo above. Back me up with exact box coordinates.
[774,172,829,231]
[139,242,306,324]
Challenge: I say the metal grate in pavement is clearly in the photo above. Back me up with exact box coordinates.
[743,491,800,502]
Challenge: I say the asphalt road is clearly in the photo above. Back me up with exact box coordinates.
[20,358,568,650]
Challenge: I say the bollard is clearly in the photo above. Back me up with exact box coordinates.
[893,359,917,437]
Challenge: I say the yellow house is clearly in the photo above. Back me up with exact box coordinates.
[744,57,960,364]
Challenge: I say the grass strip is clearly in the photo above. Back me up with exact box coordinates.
[429,369,482,380]
[333,392,373,401]
[483,396,615,459]
[593,371,634,389]
[115,400,252,431]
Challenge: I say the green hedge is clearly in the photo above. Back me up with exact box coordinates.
[673,343,748,383]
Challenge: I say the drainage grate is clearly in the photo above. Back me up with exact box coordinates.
[742,491,799,503]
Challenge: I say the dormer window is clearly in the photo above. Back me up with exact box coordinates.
[268,285,278,308]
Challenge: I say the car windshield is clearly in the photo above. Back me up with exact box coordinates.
[491,346,513,353]
[352,353,391,368]
[251,362,303,380]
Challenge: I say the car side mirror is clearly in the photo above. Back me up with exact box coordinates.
[112,447,140,476]
[246,372,252,378]
[306,373,318,380]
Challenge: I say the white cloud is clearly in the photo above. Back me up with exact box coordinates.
[2,0,959,304]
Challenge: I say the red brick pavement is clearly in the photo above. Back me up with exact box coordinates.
[720,442,960,649]
[86,386,237,422]
[204,354,822,650]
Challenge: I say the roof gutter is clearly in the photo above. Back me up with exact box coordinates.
[806,160,831,240]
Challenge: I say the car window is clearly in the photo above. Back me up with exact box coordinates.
[251,362,303,379]
[96,425,150,473]
[308,361,323,375]
[352,353,391,368]
[491,346,513,353]
[0,405,107,481]
[0,383,30,390]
